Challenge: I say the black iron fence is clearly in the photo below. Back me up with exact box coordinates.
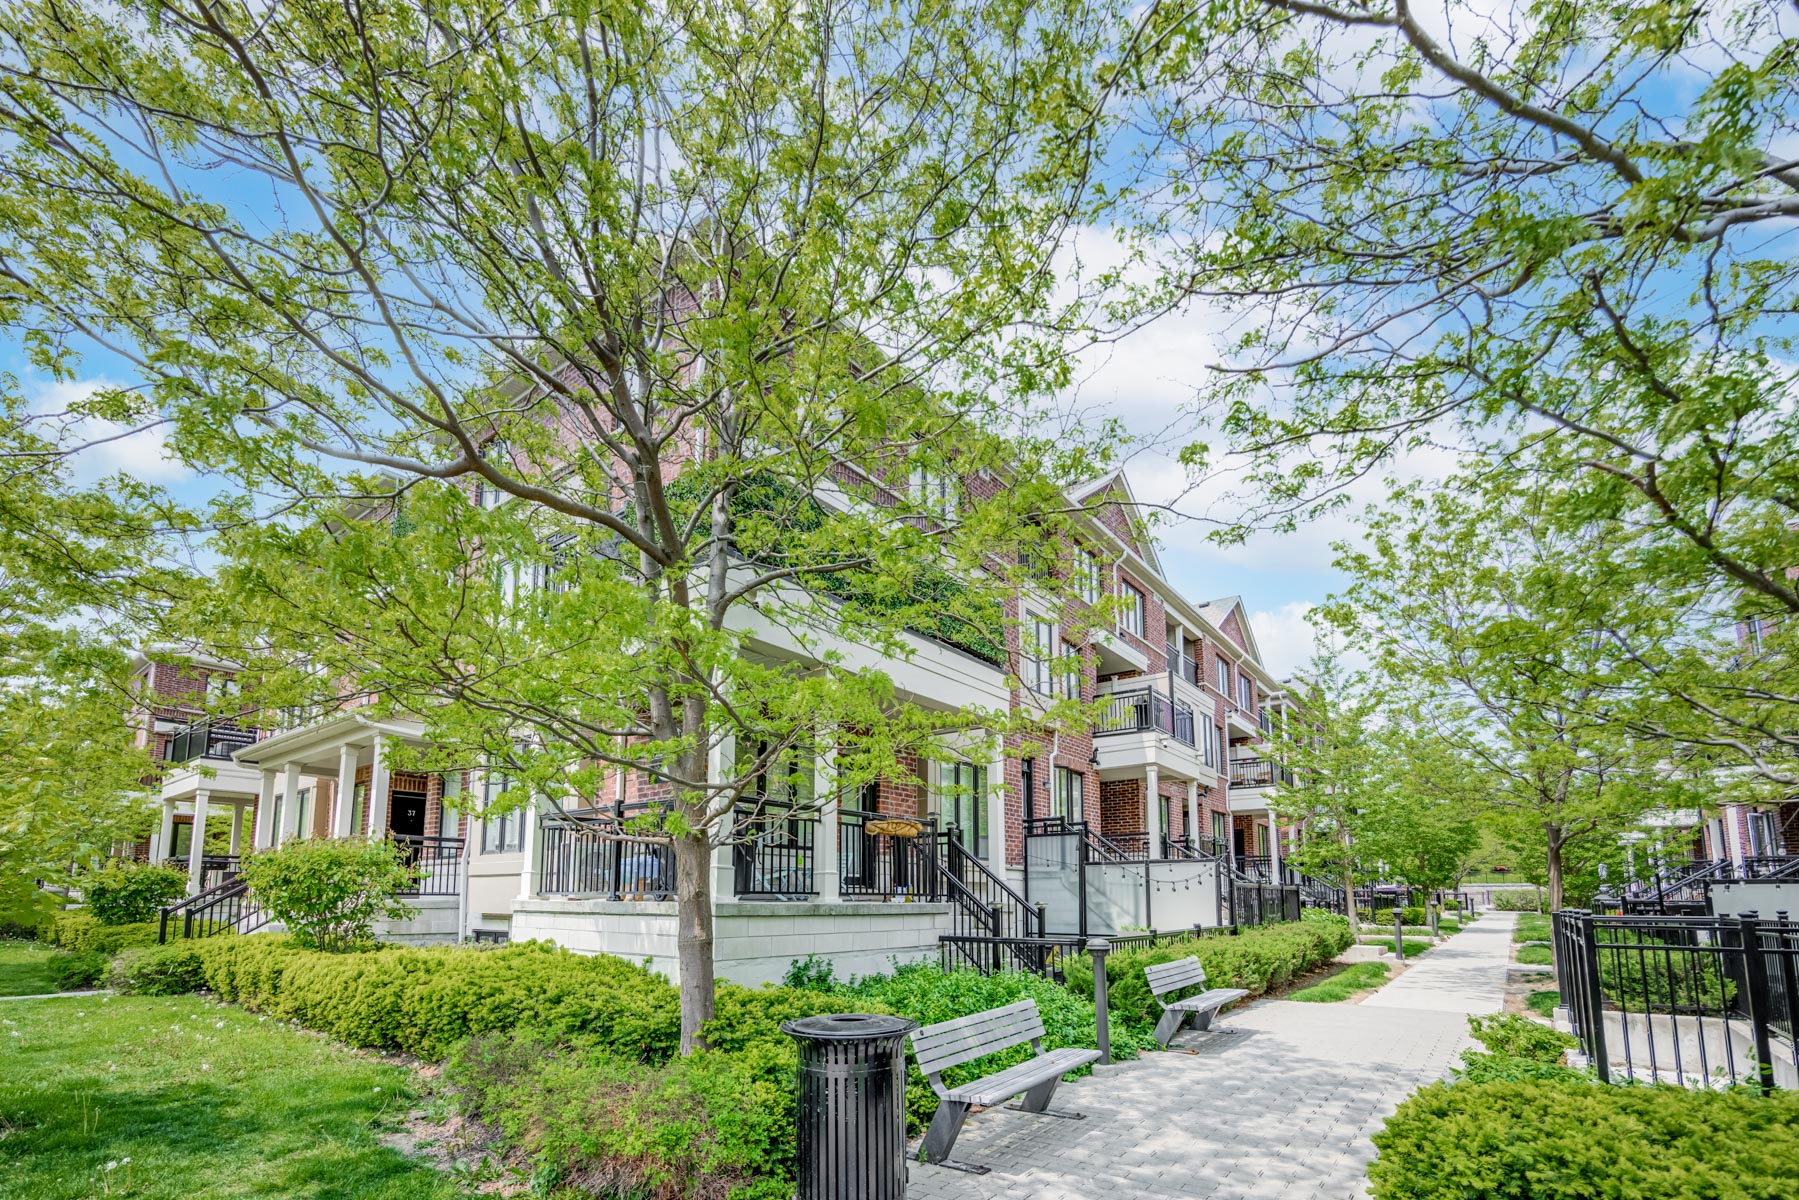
[1553,910,1799,1091]
[1231,880,1300,926]
[538,809,675,900]
[838,808,939,899]
[732,802,818,899]
[939,933,1087,980]
[163,721,258,765]
[157,877,272,943]
[394,834,464,897]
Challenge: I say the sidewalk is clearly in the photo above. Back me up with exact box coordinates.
[907,913,1517,1200]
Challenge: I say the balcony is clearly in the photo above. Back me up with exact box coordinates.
[164,720,259,765]
[1091,683,1214,782]
[1096,687,1195,746]
[1227,757,1291,815]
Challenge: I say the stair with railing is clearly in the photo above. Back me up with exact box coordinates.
[931,828,1047,974]
[157,875,273,943]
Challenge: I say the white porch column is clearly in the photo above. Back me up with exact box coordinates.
[708,730,736,903]
[228,803,245,855]
[516,795,542,901]
[987,743,1009,880]
[815,739,841,903]
[1186,780,1201,853]
[186,789,211,895]
[1144,763,1162,858]
[366,736,391,841]
[1725,805,1746,868]
[280,761,304,844]
[333,742,360,837]
[157,800,176,864]
[253,768,278,849]
[1268,815,1284,881]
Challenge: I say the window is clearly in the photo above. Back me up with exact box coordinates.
[1053,766,1084,823]
[738,737,816,808]
[1021,757,1036,824]
[1075,550,1102,605]
[481,771,524,853]
[474,440,510,509]
[1160,794,1173,842]
[1238,673,1254,711]
[1060,641,1082,700]
[1025,615,1055,695]
[910,465,955,516]
[1120,581,1146,636]
[204,673,239,704]
[1211,810,1230,845]
[1215,655,1231,696]
[940,762,988,858]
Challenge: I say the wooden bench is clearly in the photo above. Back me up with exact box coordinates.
[1145,956,1249,1047]
[909,998,1100,1172]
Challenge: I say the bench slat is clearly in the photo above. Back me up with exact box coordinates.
[943,1047,1100,1106]
[1166,988,1248,1014]
[1145,956,1209,996]
[911,1000,1046,1074]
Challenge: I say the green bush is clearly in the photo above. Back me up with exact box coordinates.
[80,860,187,925]
[47,950,106,990]
[40,910,160,954]
[1400,906,1426,927]
[448,1033,794,1200]
[192,936,681,1060]
[1368,1080,1799,1199]
[237,838,419,952]
[1451,1014,1582,1084]
[1491,888,1547,912]
[1062,916,1355,1033]
[108,943,208,995]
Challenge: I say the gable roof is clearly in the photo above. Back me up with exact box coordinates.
[1067,469,1164,576]
[1195,595,1264,665]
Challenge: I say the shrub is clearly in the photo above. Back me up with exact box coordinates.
[80,860,187,925]
[1368,1080,1799,1199]
[1061,915,1354,1034]
[237,838,419,951]
[109,943,208,995]
[1400,905,1426,927]
[448,1033,794,1200]
[41,910,160,954]
[47,950,107,990]
[1452,1014,1583,1084]
[191,935,681,1060]
[1490,888,1547,912]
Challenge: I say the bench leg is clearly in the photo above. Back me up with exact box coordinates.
[921,1100,979,1170]
[1153,1006,1189,1048]
[1005,1074,1087,1121]
[1191,1008,1218,1033]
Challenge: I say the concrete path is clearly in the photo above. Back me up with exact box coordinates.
[907,913,1517,1200]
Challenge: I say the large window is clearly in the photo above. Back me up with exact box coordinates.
[1238,673,1254,711]
[1212,810,1230,845]
[481,771,524,853]
[1060,641,1083,700]
[911,465,956,516]
[1075,551,1102,605]
[1120,581,1146,636]
[1215,655,1232,696]
[940,761,988,858]
[1053,766,1084,823]
[737,737,816,808]
[1025,615,1055,695]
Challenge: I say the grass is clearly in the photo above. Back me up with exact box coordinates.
[1515,943,1554,966]
[0,941,60,997]
[1359,937,1433,958]
[0,992,470,1199]
[1289,961,1391,1003]
[1512,914,1553,943]
[1527,989,1559,1018]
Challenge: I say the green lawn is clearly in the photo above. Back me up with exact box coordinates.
[0,941,60,996]
[0,993,469,1199]
[1512,914,1553,943]
[1515,943,1554,966]
[1290,961,1391,1003]
[1527,989,1559,1018]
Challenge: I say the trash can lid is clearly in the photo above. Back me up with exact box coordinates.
[781,1013,920,1041]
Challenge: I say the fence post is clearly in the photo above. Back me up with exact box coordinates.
[1576,911,1609,1084]
[1089,938,1111,1066]
[1393,907,1404,961]
[1737,913,1775,1096]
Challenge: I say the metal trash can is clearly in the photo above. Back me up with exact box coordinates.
[783,1012,919,1200]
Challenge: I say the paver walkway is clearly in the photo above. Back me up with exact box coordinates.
[907,912,1518,1200]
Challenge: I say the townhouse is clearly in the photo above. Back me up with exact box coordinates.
[135,465,1303,980]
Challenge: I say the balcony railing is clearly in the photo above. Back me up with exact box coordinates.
[1095,687,1195,746]
[539,808,675,900]
[163,720,258,765]
[732,801,818,899]
[394,834,464,897]
[1228,758,1291,789]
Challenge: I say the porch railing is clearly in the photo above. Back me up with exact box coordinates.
[1228,758,1290,789]
[538,808,675,900]
[1095,687,1196,747]
[732,802,818,899]
[1553,909,1799,1091]
[163,720,258,765]
[157,876,271,943]
[394,834,464,897]
[838,808,940,899]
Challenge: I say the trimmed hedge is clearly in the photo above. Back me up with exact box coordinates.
[41,911,160,954]
[1369,1081,1799,1199]
[80,861,186,925]
[108,943,208,995]
[1491,889,1547,913]
[47,950,107,990]
[1061,915,1355,1031]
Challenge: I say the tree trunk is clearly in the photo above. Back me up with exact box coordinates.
[674,831,717,1055]
[1544,828,1564,914]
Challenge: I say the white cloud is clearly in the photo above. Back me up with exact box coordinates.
[30,379,191,485]
[1247,601,1323,678]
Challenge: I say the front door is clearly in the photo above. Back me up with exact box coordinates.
[389,790,428,838]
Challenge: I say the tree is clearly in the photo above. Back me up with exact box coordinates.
[1355,727,1484,896]
[1320,483,1696,910]
[0,0,1125,1050]
[1116,0,1799,779]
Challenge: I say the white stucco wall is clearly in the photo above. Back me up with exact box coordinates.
[376,896,460,944]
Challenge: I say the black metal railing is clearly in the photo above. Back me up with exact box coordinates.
[939,933,1088,981]
[838,808,940,899]
[1232,880,1301,927]
[162,854,242,890]
[163,720,259,765]
[1228,758,1291,789]
[1236,853,1273,881]
[157,876,270,943]
[1094,687,1196,747]
[538,808,675,900]
[732,802,818,899]
[1554,909,1799,1091]
[1297,874,1348,915]
[393,835,464,897]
